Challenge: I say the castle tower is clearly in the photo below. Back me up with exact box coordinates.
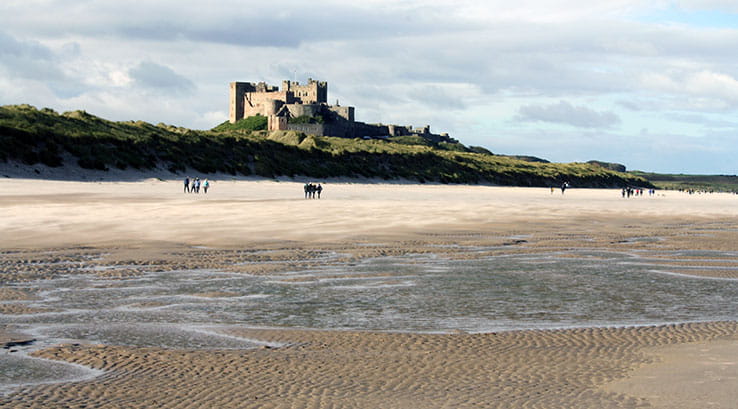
[229,82,256,123]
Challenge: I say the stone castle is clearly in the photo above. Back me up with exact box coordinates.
[229,78,455,142]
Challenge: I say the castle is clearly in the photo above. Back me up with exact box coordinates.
[229,78,455,142]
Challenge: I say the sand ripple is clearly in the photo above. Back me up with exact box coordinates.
[0,322,732,408]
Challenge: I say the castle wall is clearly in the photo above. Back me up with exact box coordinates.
[354,122,390,138]
[268,115,288,131]
[290,122,389,138]
[286,104,321,119]
[328,106,354,122]
[242,91,292,118]
[387,125,412,136]
[286,123,329,137]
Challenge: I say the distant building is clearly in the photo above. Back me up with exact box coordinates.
[228,78,455,142]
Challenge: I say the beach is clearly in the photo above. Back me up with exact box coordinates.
[1,178,737,408]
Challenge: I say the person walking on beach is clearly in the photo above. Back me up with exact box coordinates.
[203,179,209,194]
[304,183,309,199]
[184,177,190,193]
[317,183,323,199]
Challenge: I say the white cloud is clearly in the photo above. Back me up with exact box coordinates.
[639,70,738,109]
[517,101,621,128]
[685,71,738,102]
[109,70,132,87]
[129,61,195,94]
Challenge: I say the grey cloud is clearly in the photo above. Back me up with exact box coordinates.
[407,86,467,110]
[0,31,88,98]
[3,2,467,48]
[616,100,642,111]
[0,31,60,80]
[129,61,195,94]
[517,101,621,128]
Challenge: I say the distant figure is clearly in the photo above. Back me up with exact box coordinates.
[304,183,309,199]
[317,184,323,199]
[550,186,555,194]
[203,179,209,194]
[184,177,190,193]
[561,182,569,194]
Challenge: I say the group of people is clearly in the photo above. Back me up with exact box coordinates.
[622,187,654,198]
[184,177,209,194]
[304,183,323,199]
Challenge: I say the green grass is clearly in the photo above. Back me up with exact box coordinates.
[629,171,738,193]
[0,104,652,187]
[212,115,267,132]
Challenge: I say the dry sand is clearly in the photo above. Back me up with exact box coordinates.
[1,177,738,408]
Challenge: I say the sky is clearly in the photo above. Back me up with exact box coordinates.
[2,1,738,174]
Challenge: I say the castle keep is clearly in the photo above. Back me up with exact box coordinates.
[229,78,455,142]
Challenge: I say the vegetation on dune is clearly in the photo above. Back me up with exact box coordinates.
[629,171,738,193]
[0,104,652,187]
[212,115,267,132]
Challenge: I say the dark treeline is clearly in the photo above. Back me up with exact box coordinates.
[0,104,652,187]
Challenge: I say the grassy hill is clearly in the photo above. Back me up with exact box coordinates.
[629,171,738,193]
[0,104,651,187]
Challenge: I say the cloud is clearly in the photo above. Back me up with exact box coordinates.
[0,31,90,98]
[407,84,470,110]
[516,101,621,128]
[0,31,59,80]
[638,69,738,110]
[0,1,468,48]
[129,61,195,94]
[665,112,738,128]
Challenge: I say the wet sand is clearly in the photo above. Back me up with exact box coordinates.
[1,178,737,408]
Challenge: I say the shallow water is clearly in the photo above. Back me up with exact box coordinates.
[2,248,738,392]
